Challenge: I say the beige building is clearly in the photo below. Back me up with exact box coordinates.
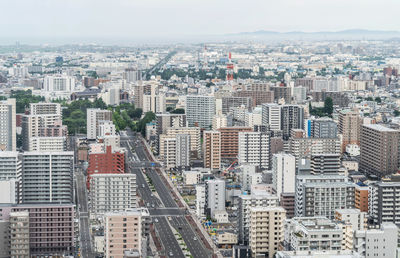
[159,134,176,169]
[203,131,221,170]
[338,109,362,153]
[249,207,286,258]
[10,211,30,258]
[104,211,143,258]
[166,127,201,157]
[359,124,399,177]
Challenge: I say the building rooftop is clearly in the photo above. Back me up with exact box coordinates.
[363,123,398,132]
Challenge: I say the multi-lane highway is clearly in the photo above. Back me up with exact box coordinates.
[121,131,212,258]
[75,170,94,258]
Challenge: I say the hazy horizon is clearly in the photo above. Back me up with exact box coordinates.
[2,0,400,45]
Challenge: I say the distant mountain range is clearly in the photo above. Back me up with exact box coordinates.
[222,29,400,41]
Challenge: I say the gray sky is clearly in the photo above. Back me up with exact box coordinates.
[2,0,400,40]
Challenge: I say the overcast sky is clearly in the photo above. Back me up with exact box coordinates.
[1,0,400,42]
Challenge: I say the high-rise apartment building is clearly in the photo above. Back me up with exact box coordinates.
[283,217,343,252]
[355,185,369,212]
[43,75,75,92]
[21,151,74,204]
[272,153,296,198]
[205,179,225,218]
[104,210,148,258]
[338,109,362,152]
[308,117,338,138]
[90,174,137,216]
[87,145,125,188]
[218,127,253,159]
[262,103,281,131]
[203,131,221,170]
[29,102,61,115]
[159,134,176,169]
[359,124,399,177]
[165,127,200,157]
[0,99,16,151]
[9,211,30,258]
[175,134,190,168]
[186,95,215,128]
[238,131,270,169]
[295,173,354,218]
[369,180,400,226]
[238,193,279,244]
[249,207,286,258]
[281,105,304,140]
[0,151,21,180]
[87,108,113,140]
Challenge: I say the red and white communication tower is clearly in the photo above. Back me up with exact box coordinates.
[226,52,234,81]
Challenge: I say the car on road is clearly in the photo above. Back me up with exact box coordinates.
[193,237,197,241]
[154,218,158,223]
[142,184,145,188]
[169,251,173,256]
[151,204,155,208]
[168,216,172,221]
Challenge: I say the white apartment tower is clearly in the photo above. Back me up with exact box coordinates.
[272,153,296,198]
[238,131,270,169]
[186,95,215,129]
[87,108,113,139]
[0,99,16,151]
[205,179,226,218]
[21,151,74,204]
[90,174,137,216]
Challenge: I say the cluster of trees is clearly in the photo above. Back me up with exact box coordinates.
[62,98,107,134]
[10,90,45,113]
[309,97,334,117]
[135,111,156,136]
[111,103,143,132]
[166,107,185,114]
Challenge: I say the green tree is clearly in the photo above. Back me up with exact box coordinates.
[375,97,382,103]
[323,97,333,116]
[171,108,185,114]
[394,110,400,117]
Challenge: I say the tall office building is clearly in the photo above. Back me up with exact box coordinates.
[186,95,215,128]
[203,131,221,170]
[281,105,304,140]
[90,174,137,216]
[21,151,74,204]
[0,99,16,151]
[220,96,252,115]
[249,207,286,258]
[218,127,253,159]
[87,108,113,140]
[205,179,226,218]
[338,109,362,152]
[155,113,187,135]
[359,124,399,177]
[238,131,270,169]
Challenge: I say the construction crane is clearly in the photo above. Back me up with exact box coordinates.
[222,159,237,176]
